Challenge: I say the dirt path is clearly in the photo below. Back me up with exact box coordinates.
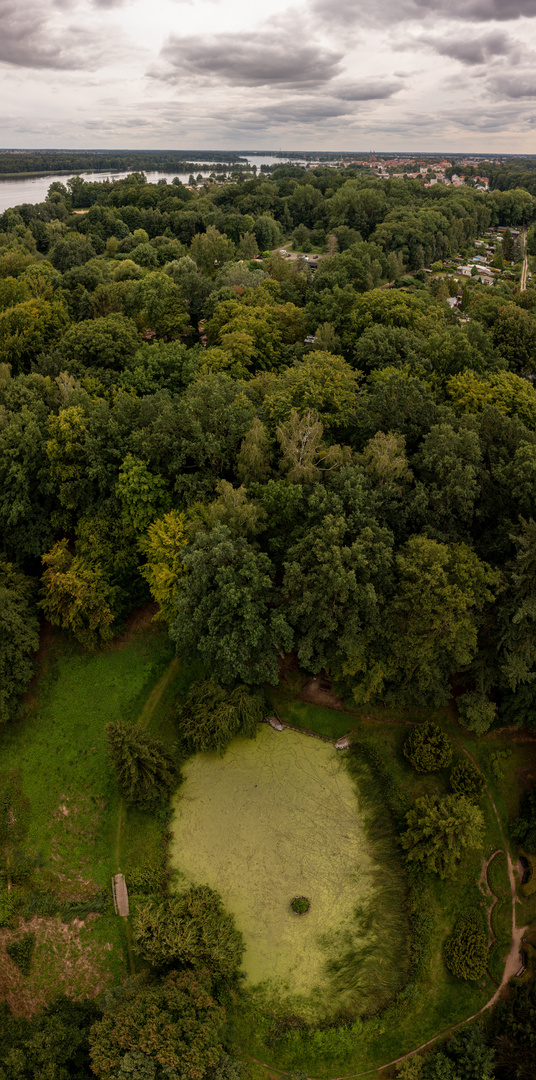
[113,655,179,977]
[480,849,502,948]
[113,656,179,872]
[248,726,526,1079]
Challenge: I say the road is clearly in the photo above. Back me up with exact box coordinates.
[520,229,529,292]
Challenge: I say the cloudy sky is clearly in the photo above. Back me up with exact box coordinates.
[1,0,536,150]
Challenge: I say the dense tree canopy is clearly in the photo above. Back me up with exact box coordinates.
[0,161,535,726]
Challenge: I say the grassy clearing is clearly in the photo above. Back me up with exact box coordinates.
[0,618,175,1010]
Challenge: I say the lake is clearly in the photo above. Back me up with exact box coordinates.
[0,155,306,213]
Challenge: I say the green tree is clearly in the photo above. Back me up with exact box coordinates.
[403,723,453,772]
[385,536,499,707]
[498,517,536,692]
[283,510,392,674]
[0,996,99,1080]
[444,1026,494,1080]
[89,969,225,1080]
[58,314,140,372]
[262,352,360,430]
[236,418,272,485]
[401,794,484,878]
[277,409,350,483]
[170,525,292,685]
[139,510,187,621]
[116,454,170,536]
[443,912,487,981]
[177,680,264,754]
[48,233,96,272]
[40,538,115,650]
[449,759,485,801]
[456,691,496,735]
[0,559,39,723]
[106,722,177,808]
[0,299,69,374]
[190,227,235,276]
[132,885,244,976]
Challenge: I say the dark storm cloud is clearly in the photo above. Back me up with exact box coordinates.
[312,0,536,27]
[0,0,114,69]
[155,26,343,88]
[413,30,516,64]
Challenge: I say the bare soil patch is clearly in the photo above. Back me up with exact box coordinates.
[300,675,344,710]
[0,915,117,1017]
[110,601,160,650]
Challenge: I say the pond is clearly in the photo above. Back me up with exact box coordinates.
[170,726,380,1017]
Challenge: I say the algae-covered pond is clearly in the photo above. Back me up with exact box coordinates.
[170,726,387,1016]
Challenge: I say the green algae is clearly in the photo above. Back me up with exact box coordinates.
[170,726,395,1017]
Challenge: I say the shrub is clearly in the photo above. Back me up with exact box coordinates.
[0,892,15,927]
[444,912,487,980]
[291,897,310,915]
[132,885,244,977]
[403,723,453,772]
[106,722,177,808]
[457,691,496,735]
[7,931,35,976]
[402,794,484,879]
[177,680,265,754]
[450,759,485,801]
[127,866,167,895]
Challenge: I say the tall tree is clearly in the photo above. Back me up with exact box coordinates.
[170,525,292,685]
[89,969,225,1080]
[401,794,484,879]
[0,559,39,723]
[106,722,177,808]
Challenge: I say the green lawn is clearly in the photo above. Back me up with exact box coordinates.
[0,618,175,1009]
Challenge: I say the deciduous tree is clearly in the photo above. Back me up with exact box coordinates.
[401,794,484,878]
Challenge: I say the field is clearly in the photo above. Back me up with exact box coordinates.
[0,614,178,1012]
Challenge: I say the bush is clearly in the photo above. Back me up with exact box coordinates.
[402,794,484,879]
[403,723,453,772]
[177,680,265,754]
[511,782,536,853]
[450,759,485,801]
[127,866,167,895]
[106,722,177,808]
[457,691,496,735]
[7,931,35,975]
[132,884,244,977]
[0,891,15,927]
[444,912,487,980]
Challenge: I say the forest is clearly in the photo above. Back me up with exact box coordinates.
[1,163,536,1078]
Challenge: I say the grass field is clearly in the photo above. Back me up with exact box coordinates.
[0,615,177,1011]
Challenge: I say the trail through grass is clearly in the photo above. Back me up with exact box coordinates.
[0,622,175,1009]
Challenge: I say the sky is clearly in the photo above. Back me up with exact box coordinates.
[1,0,536,152]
